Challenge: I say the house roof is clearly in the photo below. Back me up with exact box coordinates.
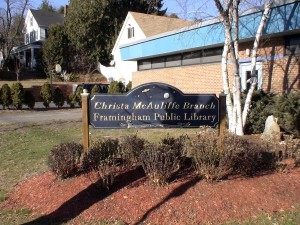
[30,9,64,27]
[130,12,194,37]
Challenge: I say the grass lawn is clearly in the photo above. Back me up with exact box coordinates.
[0,120,299,224]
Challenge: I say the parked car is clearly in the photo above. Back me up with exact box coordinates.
[73,83,109,94]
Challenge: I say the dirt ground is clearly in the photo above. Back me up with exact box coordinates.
[1,164,300,224]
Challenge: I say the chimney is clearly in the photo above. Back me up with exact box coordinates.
[64,5,68,17]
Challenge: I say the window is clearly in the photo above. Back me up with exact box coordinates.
[30,17,33,27]
[152,57,165,69]
[137,47,223,71]
[201,47,222,63]
[182,51,201,65]
[166,55,181,67]
[285,35,300,55]
[128,27,134,39]
[40,29,46,39]
[138,60,151,70]
[240,62,262,91]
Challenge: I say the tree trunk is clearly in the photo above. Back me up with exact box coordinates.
[242,3,272,127]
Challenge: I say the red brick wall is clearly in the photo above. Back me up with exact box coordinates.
[132,37,299,94]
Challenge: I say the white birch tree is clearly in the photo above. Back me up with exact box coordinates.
[213,0,272,135]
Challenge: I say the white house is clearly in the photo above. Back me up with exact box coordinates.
[12,9,64,69]
[99,12,193,84]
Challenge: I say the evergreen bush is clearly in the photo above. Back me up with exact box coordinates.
[126,81,132,92]
[242,90,275,134]
[75,86,83,106]
[53,87,65,108]
[91,84,100,96]
[40,82,52,108]
[108,80,125,93]
[274,90,300,137]
[0,84,12,109]
[67,93,77,108]
[11,82,24,109]
[23,90,35,109]
[48,142,83,179]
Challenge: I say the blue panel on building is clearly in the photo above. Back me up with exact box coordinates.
[120,1,300,61]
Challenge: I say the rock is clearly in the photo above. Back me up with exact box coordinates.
[261,115,282,142]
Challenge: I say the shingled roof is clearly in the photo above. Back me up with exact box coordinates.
[30,9,64,27]
[130,12,194,37]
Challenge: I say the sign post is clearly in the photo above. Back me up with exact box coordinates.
[81,89,90,152]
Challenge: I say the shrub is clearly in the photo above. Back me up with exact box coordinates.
[190,128,228,181]
[11,82,24,109]
[48,142,83,179]
[40,82,52,108]
[0,83,12,109]
[242,90,275,134]
[75,86,83,106]
[190,129,278,181]
[23,90,35,109]
[139,135,185,185]
[91,85,100,96]
[67,93,77,108]
[108,80,125,93]
[82,138,120,190]
[120,134,146,167]
[274,90,300,137]
[126,81,132,92]
[53,87,65,108]
[222,133,277,176]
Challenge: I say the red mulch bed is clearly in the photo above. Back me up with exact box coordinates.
[1,165,300,224]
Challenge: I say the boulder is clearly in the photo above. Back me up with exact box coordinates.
[261,115,282,142]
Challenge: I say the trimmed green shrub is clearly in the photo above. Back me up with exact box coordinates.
[108,80,125,93]
[67,93,77,108]
[82,138,121,190]
[23,90,35,109]
[11,82,24,109]
[139,135,185,185]
[126,81,132,92]
[274,90,300,137]
[0,84,12,109]
[91,84,100,96]
[120,134,146,167]
[48,142,83,179]
[53,87,65,108]
[40,82,52,108]
[243,90,275,134]
[75,86,83,106]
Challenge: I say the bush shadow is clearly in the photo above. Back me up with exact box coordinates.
[21,166,145,225]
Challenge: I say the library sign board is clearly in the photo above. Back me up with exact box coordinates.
[88,83,219,129]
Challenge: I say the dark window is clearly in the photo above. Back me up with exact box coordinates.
[285,35,300,55]
[166,54,181,67]
[152,57,165,69]
[182,51,201,65]
[128,27,134,39]
[138,60,151,70]
[201,47,222,63]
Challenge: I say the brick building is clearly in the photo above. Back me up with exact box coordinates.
[120,0,299,94]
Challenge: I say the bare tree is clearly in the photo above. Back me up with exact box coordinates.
[0,0,29,69]
[212,0,272,135]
